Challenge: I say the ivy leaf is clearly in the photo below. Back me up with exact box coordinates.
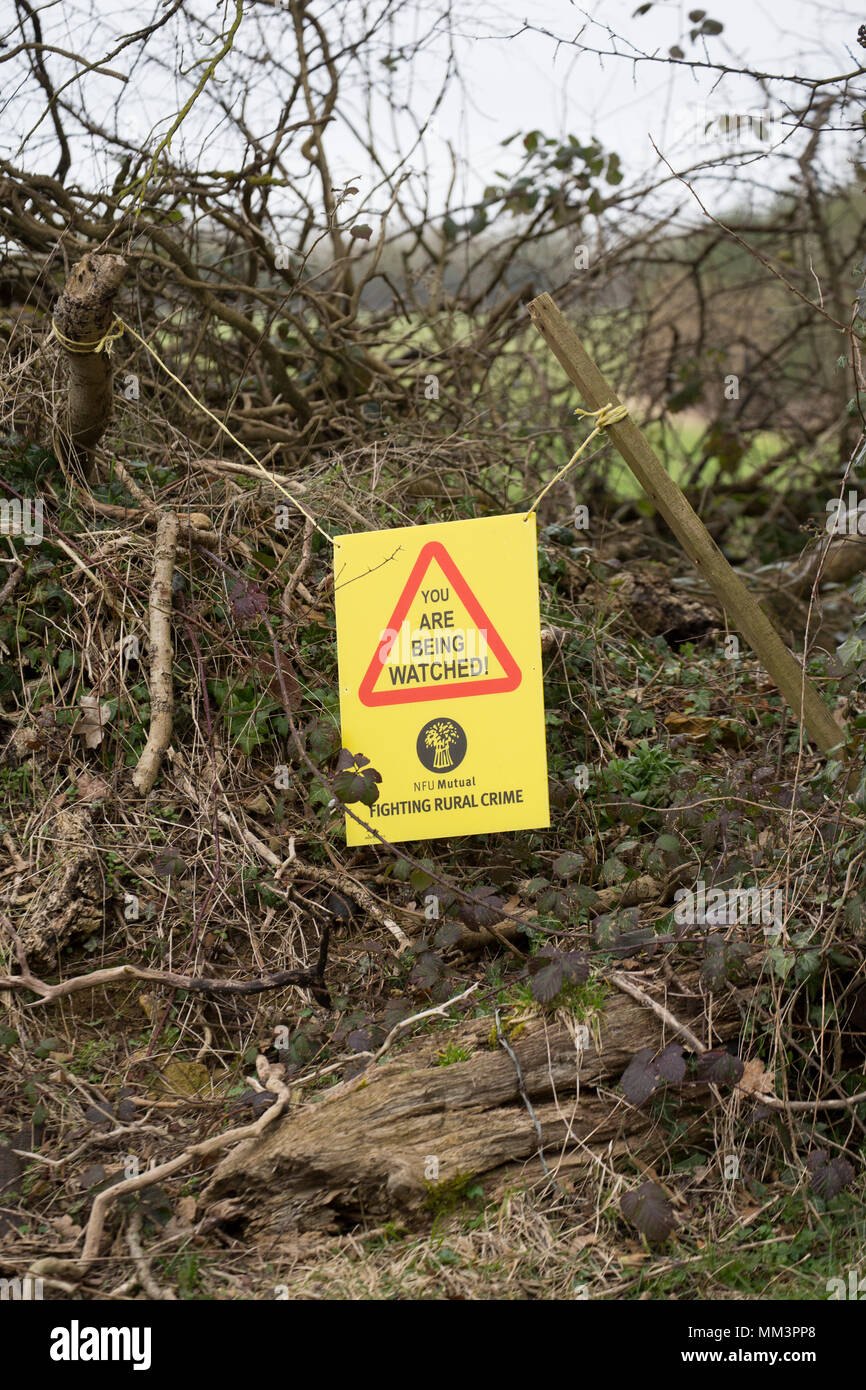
[807,1150,855,1200]
[153,849,186,879]
[409,950,443,991]
[621,1181,675,1245]
[433,921,465,949]
[592,912,620,949]
[620,1047,661,1105]
[529,956,563,1004]
[333,769,369,803]
[656,1042,687,1083]
[695,1050,744,1086]
[457,888,505,929]
[552,851,584,880]
[573,883,601,909]
[655,834,681,853]
[560,950,590,983]
[621,1043,686,1104]
[307,721,341,764]
[332,755,381,805]
[382,998,411,1031]
[229,580,268,626]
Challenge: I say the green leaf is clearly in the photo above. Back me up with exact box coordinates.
[621,1181,674,1245]
[333,769,368,803]
[552,851,584,880]
[605,153,623,185]
[529,957,563,1004]
[655,834,680,853]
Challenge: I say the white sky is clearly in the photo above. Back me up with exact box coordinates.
[2,0,864,220]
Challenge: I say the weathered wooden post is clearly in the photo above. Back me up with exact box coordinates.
[527,292,845,756]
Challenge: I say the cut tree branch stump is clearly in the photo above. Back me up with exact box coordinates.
[526,293,845,756]
[52,252,127,479]
[201,967,744,1232]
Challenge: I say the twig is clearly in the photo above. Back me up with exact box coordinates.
[0,563,26,607]
[495,1007,556,1182]
[608,970,707,1054]
[0,910,329,1007]
[80,1056,290,1268]
[281,514,314,615]
[0,958,328,1007]
[350,983,479,1071]
[126,1209,176,1300]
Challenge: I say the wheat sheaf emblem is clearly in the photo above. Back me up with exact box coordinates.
[424,719,462,770]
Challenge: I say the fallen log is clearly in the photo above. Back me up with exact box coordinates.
[202,967,746,1233]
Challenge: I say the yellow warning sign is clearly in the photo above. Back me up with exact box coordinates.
[334,513,549,845]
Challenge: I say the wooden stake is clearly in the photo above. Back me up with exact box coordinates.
[527,293,845,756]
[132,510,179,794]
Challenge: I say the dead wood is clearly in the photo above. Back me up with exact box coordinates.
[51,252,127,477]
[8,807,104,968]
[202,966,745,1231]
[132,510,178,795]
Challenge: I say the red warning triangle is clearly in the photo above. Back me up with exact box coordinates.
[359,541,522,707]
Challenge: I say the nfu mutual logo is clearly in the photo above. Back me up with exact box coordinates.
[673,880,783,931]
[0,497,44,545]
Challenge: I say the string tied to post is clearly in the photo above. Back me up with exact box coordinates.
[525,401,628,518]
[51,316,124,357]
